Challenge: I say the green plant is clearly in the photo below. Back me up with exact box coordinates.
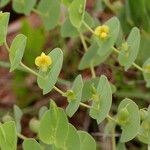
[1,0,150,150]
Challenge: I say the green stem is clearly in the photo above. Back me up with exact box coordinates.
[80,102,92,109]
[32,8,43,16]
[79,33,88,52]
[79,32,96,78]
[112,128,116,150]
[4,40,10,52]
[90,62,96,78]
[103,0,117,14]
[132,63,143,72]
[82,21,95,34]
[53,86,94,109]
[107,115,117,123]
[20,62,43,78]
[112,46,144,72]
[17,133,27,140]
[53,86,65,95]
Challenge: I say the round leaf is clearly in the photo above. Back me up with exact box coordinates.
[66,75,83,117]
[143,57,150,87]
[89,75,112,124]
[65,124,80,150]
[0,12,9,46]
[118,27,140,70]
[39,101,59,144]
[12,0,36,15]
[37,48,63,94]
[39,100,68,148]
[79,17,120,70]
[78,131,96,150]
[23,139,41,150]
[69,0,86,28]
[55,108,69,148]
[9,34,27,72]
[138,109,150,144]
[13,105,23,133]
[118,98,140,142]
[37,0,60,30]
[0,121,17,150]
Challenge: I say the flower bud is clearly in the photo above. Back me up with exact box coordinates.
[29,118,40,133]
[117,108,129,125]
[2,114,13,123]
[63,90,75,101]
[140,109,148,121]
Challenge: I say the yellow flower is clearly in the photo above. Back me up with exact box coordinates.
[94,25,109,40]
[35,52,52,72]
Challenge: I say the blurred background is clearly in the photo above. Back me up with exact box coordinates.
[0,0,150,149]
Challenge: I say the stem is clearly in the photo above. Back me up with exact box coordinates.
[103,0,117,14]
[112,128,116,150]
[112,46,144,72]
[107,115,117,123]
[32,8,43,16]
[90,62,96,78]
[80,102,92,109]
[17,133,27,140]
[20,62,43,78]
[4,40,10,52]
[79,33,88,52]
[148,145,150,150]
[53,86,65,95]
[79,33,96,78]
[111,46,120,54]
[82,21,95,34]
[132,63,143,72]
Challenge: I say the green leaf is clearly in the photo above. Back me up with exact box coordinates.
[38,106,48,119]
[0,121,17,150]
[37,0,61,30]
[61,12,94,38]
[55,108,69,148]
[118,27,140,70]
[80,11,94,33]
[23,139,41,150]
[51,124,80,150]
[12,0,36,15]
[79,17,120,70]
[37,48,63,94]
[78,131,96,150]
[9,34,27,72]
[81,77,99,102]
[0,0,10,8]
[0,12,9,46]
[143,57,150,87]
[65,124,80,150]
[90,75,112,124]
[69,0,86,28]
[39,100,58,145]
[82,77,115,102]
[138,109,150,144]
[66,75,83,117]
[62,0,73,7]
[39,100,68,148]
[61,17,79,38]
[96,17,120,56]
[13,105,23,133]
[117,142,126,150]
[118,98,140,142]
